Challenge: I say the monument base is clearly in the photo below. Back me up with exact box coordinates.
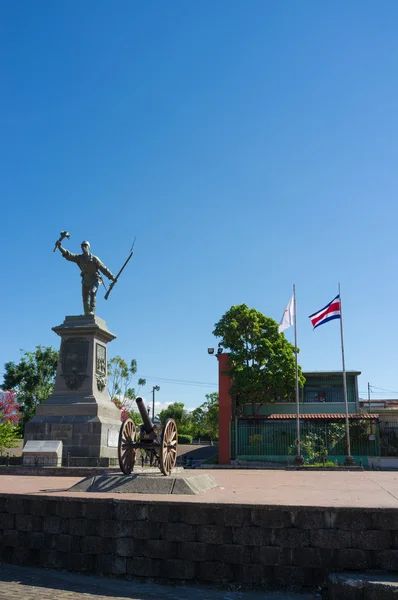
[24,315,122,460]
[68,472,219,495]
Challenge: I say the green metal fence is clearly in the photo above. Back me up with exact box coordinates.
[231,419,380,461]
[380,422,398,456]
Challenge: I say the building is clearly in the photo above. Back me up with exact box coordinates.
[241,370,361,417]
[359,398,398,422]
[217,354,379,465]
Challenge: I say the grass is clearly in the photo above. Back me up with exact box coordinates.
[203,454,218,465]
[302,461,339,467]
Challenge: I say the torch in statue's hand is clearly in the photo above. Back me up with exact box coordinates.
[53,231,70,252]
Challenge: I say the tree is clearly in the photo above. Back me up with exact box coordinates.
[107,356,146,420]
[1,346,59,428]
[191,392,219,441]
[0,422,20,456]
[213,304,305,408]
[0,390,21,424]
[159,403,192,430]
[0,390,22,454]
[129,409,143,426]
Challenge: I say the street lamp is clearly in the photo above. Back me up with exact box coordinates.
[152,385,160,420]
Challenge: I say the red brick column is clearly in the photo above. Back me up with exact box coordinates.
[217,352,232,464]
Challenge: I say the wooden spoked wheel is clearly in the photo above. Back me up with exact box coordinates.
[160,418,178,476]
[118,418,136,474]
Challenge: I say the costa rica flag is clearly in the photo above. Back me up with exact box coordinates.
[309,295,341,329]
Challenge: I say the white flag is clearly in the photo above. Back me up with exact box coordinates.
[278,294,294,333]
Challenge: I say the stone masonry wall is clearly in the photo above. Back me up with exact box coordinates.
[0,494,398,588]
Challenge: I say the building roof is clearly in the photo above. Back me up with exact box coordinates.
[359,399,398,405]
[242,413,378,421]
[303,371,361,377]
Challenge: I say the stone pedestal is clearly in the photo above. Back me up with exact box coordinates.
[24,315,122,460]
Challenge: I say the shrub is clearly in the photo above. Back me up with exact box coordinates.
[204,454,218,465]
[178,434,192,444]
[0,422,20,455]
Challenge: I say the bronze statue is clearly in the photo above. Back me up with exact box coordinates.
[56,237,115,316]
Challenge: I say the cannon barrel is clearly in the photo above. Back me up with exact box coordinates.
[136,397,154,434]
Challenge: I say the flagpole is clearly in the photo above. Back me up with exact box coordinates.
[338,282,354,466]
[293,284,303,466]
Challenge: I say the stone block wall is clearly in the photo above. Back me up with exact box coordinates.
[0,494,397,588]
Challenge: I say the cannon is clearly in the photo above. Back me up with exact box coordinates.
[118,397,178,476]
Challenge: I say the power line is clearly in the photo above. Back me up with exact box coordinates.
[359,384,398,396]
[367,385,398,395]
[0,373,217,389]
[133,376,217,388]
[360,393,398,396]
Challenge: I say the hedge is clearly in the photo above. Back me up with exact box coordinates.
[178,434,192,444]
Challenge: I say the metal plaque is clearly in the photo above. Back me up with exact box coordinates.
[23,440,62,453]
[96,343,107,375]
[51,424,73,440]
[107,429,119,448]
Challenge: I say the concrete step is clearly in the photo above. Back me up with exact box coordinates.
[68,472,218,494]
[328,572,398,599]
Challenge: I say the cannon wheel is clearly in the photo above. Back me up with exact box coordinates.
[118,418,136,474]
[160,418,178,476]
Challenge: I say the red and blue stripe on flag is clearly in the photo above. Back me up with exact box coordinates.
[309,295,341,329]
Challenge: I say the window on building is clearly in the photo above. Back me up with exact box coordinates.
[304,385,344,403]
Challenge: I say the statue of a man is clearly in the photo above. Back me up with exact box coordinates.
[57,240,115,316]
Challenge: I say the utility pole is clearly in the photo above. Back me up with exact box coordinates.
[293,284,303,466]
[152,385,160,420]
[338,284,354,465]
[368,382,371,414]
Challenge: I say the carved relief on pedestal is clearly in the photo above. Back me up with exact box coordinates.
[96,343,107,392]
[61,337,89,390]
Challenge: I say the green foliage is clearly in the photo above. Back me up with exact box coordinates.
[203,453,219,464]
[328,423,347,450]
[302,461,339,468]
[158,395,219,442]
[1,346,58,428]
[288,423,346,463]
[159,402,191,428]
[177,424,191,435]
[107,356,146,409]
[190,392,219,441]
[178,433,193,444]
[213,304,305,406]
[0,422,20,455]
[129,409,143,425]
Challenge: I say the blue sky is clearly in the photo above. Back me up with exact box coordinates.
[1,1,398,411]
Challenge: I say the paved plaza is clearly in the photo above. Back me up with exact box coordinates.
[1,469,398,507]
[1,468,397,598]
[0,563,317,600]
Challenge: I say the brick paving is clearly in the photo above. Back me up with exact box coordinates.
[1,469,398,507]
[0,563,317,600]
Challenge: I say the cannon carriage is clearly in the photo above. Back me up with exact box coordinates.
[118,397,178,476]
